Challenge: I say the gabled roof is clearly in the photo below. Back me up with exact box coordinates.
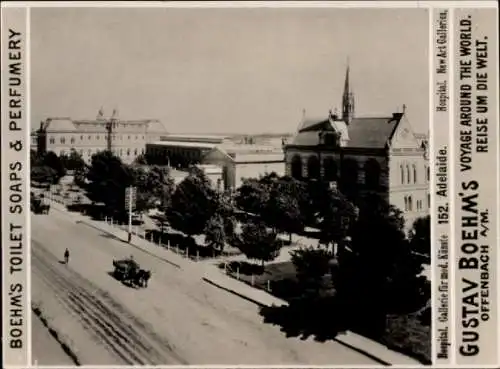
[347,115,401,148]
[297,117,330,132]
[289,113,403,149]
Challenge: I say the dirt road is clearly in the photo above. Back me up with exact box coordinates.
[31,208,380,365]
[32,312,75,366]
[32,239,185,365]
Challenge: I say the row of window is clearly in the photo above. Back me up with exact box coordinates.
[404,194,430,212]
[400,164,430,185]
[49,134,146,145]
[290,155,382,189]
[60,147,145,157]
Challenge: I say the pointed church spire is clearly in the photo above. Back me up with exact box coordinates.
[342,60,355,124]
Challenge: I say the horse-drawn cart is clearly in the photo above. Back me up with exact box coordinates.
[112,257,151,288]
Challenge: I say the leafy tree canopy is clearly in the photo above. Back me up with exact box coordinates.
[31,165,57,184]
[316,185,358,250]
[204,213,226,251]
[60,149,86,172]
[133,165,175,213]
[167,169,219,236]
[409,215,430,256]
[85,150,135,212]
[237,221,282,266]
[31,150,66,184]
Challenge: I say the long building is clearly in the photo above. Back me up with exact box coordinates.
[31,108,168,163]
[284,66,429,229]
[146,135,285,190]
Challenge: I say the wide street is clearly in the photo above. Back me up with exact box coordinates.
[31,206,380,366]
[32,312,75,366]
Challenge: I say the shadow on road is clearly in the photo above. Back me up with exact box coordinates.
[106,271,140,289]
[258,298,348,343]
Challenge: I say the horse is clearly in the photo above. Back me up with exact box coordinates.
[141,270,151,288]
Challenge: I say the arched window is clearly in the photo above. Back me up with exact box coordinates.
[400,165,404,184]
[323,157,338,181]
[404,196,408,211]
[49,137,55,144]
[364,159,381,189]
[60,137,65,144]
[408,195,413,211]
[70,137,75,144]
[134,148,138,155]
[406,165,411,184]
[80,135,84,140]
[427,166,430,182]
[307,155,320,180]
[413,164,417,184]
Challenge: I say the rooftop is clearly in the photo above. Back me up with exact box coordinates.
[149,140,217,149]
[290,113,403,149]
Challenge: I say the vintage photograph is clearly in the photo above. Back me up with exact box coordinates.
[29,5,431,366]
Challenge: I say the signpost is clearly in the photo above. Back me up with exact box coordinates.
[124,186,137,243]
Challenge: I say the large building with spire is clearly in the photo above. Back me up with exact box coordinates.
[31,108,168,164]
[283,66,429,229]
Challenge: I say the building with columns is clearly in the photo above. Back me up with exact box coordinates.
[284,66,429,229]
[31,108,168,164]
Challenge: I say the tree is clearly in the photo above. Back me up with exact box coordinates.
[264,188,303,243]
[130,165,175,213]
[42,151,66,182]
[86,151,135,213]
[167,169,218,237]
[234,177,269,215]
[31,165,57,184]
[204,213,226,252]
[290,246,334,301]
[237,221,282,266]
[316,185,358,253]
[31,149,43,167]
[342,193,426,335]
[61,149,85,172]
[409,215,430,256]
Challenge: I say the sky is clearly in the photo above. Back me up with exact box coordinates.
[31,6,429,135]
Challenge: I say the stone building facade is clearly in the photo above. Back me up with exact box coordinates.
[284,67,429,229]
[31,109,168,164]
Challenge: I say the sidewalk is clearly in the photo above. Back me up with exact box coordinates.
[48,199,421,366]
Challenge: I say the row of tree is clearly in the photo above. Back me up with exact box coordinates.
[79,151,286,263]
[71,149,431,337]
[31,149,86,184]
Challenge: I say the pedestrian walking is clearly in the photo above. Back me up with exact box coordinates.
[64,248,70,264]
